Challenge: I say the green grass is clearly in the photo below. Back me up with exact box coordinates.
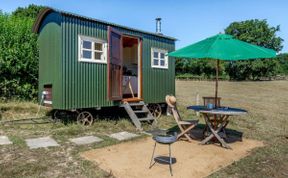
[8,135,26,148]
[0,102,148,178]
[0,81,288,177]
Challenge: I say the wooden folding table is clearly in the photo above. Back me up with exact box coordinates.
[187,106,247,149]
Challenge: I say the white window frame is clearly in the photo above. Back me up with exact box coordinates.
[151,48,168,69]
[78,35,107,64]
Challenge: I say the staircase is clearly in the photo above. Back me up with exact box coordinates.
[121,101,156,130]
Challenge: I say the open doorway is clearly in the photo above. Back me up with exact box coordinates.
[122,36,141,100]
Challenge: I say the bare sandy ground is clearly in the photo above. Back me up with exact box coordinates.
[81,135,263,178]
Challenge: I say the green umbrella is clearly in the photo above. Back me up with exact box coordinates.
[168,34,276,107]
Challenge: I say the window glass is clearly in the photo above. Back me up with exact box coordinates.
[95,43,102,51]
[153,52,158,58]
[160,53,165,59]
[83,40,92,49]
[153,59,159,65]
[94,52,102,60]
[160,60,165,66]
[83,50,92,59]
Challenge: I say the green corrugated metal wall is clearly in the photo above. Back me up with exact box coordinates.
[142,36,175,103]
[61,16,115,109]
[39,12,175,110]
[38,12,62,109]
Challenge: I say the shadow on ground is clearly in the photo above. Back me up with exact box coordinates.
[147,123,243,144]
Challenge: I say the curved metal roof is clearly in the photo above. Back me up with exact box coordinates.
[32,7,177,41]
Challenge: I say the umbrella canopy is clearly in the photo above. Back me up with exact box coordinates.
[168,34,276,60]
[168,33,277,107]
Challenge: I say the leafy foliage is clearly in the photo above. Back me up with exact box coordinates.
[224,19,283,80]
[276,53,288,74]
[0,5,43,100]
[225,59,281,80]
[12,4,44,19]
[176,58,226,79]
[225,19,283,52]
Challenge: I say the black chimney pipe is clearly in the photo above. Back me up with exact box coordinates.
[155,17,162,34]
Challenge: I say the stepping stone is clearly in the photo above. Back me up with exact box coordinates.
[26,136,59,149]
[109,131,139,141]
[0,136,12,145]
[69,136,103,145]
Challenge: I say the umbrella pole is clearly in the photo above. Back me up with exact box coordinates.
[215,59,219,108]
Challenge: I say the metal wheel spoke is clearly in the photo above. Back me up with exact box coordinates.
[148,104,162,119]
[84,120,89,125]
[77,111,94,126]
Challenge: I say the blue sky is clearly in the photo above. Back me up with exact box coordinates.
[1,0,287,52]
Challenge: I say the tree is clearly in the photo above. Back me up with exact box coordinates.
[225,19,284,80]
[175,58,226,79]
[0,4,43,100]
[276,53,288,74]
[12,4,44,19]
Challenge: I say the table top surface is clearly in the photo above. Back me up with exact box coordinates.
[187,105,248,116]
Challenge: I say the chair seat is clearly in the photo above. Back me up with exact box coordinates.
[178,120,199,125]
[166,97,199,143]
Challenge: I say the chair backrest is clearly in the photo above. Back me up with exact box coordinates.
[168,103,183,125]
[203,96,221,107]
[166,95,184,125]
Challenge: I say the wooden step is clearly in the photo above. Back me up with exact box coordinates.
[122,102,142,130]
[122,101,156,130]
[128,102,145,106]
[138,117,155,121]
[134,110,149,114]
[122,98,143,102]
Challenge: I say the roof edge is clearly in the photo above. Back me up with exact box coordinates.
[32,7,54,33]
[32,7,177,40]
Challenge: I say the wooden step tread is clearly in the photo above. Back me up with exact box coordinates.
[122,101,155,130]
[138,117,154,121]
[128,102,144,106]
[122,98,143,102]
[134,110,149,114]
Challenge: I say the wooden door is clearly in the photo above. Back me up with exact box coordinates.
[108,26,123,100]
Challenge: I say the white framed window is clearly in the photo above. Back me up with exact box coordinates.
[78,35,107,63]
[151,48,168,69]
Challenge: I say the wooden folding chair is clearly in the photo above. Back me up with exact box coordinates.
[169,103,198,142]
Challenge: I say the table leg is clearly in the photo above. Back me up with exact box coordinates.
[221,115,229,139]
[201,114,231,149]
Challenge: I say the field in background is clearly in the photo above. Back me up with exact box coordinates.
[0,81,287,178]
